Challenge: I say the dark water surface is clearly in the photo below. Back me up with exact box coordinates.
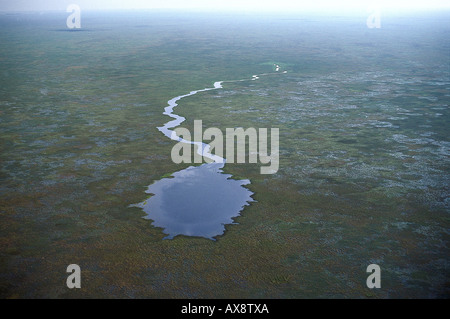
[133,163,254,240]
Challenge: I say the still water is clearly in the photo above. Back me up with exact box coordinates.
[132,162,254,240]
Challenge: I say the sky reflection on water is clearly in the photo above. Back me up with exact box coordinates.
[133,162,254,240]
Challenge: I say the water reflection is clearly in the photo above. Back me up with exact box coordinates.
[133,162,254,240]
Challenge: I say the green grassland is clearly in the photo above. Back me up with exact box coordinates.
[0,11,449,298]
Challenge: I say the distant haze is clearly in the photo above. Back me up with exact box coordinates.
[1,0,450,13]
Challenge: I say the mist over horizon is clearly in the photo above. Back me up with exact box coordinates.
[2,0,450,14]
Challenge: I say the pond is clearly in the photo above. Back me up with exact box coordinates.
[132,162,254,240]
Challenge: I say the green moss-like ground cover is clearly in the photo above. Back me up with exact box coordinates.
[0,11,448,298]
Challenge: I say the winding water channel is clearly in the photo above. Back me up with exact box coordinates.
[133,68,285,239]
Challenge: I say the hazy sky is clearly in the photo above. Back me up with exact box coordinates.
[1,0,450,12]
